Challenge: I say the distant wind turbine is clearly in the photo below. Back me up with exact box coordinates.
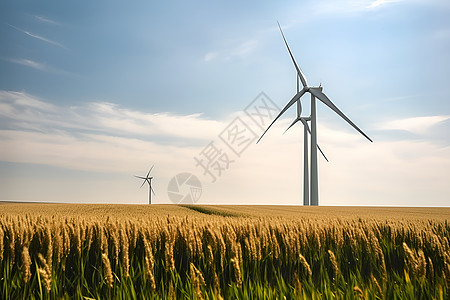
[257,22,372,206]
[135,165,155,204]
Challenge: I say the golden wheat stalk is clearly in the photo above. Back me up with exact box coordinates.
[328,250,339,279]
[190,262,205,299]
[21,246,32,283]
[230,257,242,287]
[38,253,52,293]
[101,253,114,288]
[0,226,4,263]
[143,237,156,291]
[417,249,427,279]
[119,226,130,278]
[353,286,366,300]
[299,253,312,277]
[402,242,418,276]
[370,273,383,298]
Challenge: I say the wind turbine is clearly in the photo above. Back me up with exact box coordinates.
[135,165,155,204]
[283,81,328,206]
[257,22,372,206]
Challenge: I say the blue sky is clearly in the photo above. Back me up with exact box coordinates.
[1,0,449,206]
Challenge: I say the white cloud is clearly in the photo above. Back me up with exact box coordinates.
[7,58,51,73]
[308,0,406,16]
[0,129,193,173]
[0,90,56,112]
[9,58,47,71]
[318,134,450,206]
[0,91,223,141]
[4,58,74,76]
[204,52,217,62]
[231,40,258,58]
[367,0,403,9]
[378,115,450,135]
[0,90,232,175]
[35,15,60,26]
[312,1,366,14]
[204,39,259,62]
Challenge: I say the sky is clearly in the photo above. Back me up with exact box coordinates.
[0,0,449,206]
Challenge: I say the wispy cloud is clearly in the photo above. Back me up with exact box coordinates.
[379,115,450,135]
[0,91,56,112]
[4,58,74,76]
[0,91,223,143]
[231,40,258,57]
[204,52,218,62]
[0,91,228,175]
[204,39,259,62]
[7,58,48,71]
[35,15,60,26]
[7,23,66,49]
[308,0,406,16]
[367,0,403,9]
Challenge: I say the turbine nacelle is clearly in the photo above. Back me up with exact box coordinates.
[302,86,322,93]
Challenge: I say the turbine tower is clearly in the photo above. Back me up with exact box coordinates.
[257,22,372,206]
[135,165,155,204]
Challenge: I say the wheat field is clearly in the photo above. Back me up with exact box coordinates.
[0,203,449,299]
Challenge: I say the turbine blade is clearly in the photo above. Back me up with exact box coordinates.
[277,21,308,88]
[140,180,146,188]
[296,98,302,116]
[151,186,156,195]
[317,144,329,162]
[149,164,154,174]
[257,89,306,143]
[283,117,301,134]
[309,88,373,142]
[284,100,303,134]
[135,175,146,179]
[301,118,328,162]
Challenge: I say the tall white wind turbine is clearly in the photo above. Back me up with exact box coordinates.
[283,78,328,206]
[135,165,155,204]
[257,22,372,206]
